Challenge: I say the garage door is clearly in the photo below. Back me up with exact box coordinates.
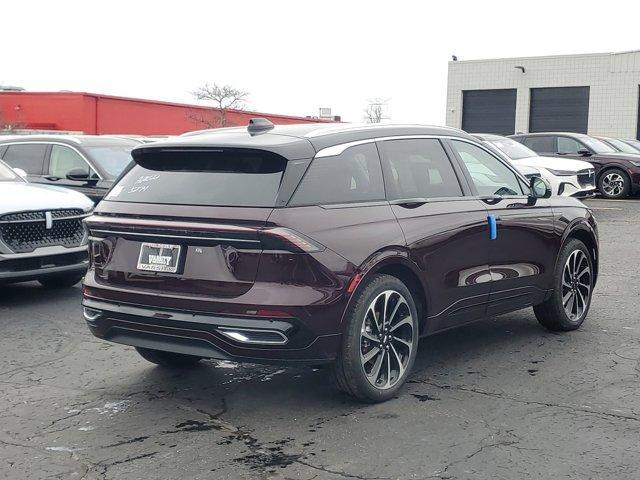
[461,89,517,135]
[529,87,589,133]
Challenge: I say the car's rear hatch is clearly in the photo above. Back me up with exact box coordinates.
[86,145,313,299]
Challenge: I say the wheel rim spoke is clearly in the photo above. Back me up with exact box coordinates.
[562,249,591,322]
[390,344,404,379]
[392,336,412,349]
[367,350,385,383]
[361,329,378,343]
[390,316,412,332]
[361,346,381,365]
[360,289,414,390]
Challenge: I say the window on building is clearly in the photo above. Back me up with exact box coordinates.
[451,140,524,197]
[290,143,384,205]
[379,139,463,199]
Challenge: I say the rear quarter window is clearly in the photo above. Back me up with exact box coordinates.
[107,148,288,207]
[521,136,555,153]
[289,143,384,206]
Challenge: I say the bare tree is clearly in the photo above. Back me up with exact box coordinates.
[189,83,249,128]
[363,98,390,123]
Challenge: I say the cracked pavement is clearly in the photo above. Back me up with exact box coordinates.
[1,197,640,479]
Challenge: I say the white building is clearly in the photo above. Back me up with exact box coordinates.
[446,50,640,140]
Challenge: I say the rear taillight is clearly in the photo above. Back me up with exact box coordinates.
[259,227,325,253]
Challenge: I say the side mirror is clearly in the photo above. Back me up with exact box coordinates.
[66,168,91,181]
[530,176,552,199]
[12,167,27,179]
[577,148,592,157]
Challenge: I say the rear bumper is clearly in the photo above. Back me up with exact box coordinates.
[0,249,88,284]
[82,298,341,365]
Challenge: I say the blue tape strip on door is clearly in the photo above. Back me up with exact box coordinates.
[488,214,497,240]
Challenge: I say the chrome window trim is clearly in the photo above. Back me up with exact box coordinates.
[0,141,104,180]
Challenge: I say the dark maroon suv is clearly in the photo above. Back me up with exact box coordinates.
[82,120,599,402]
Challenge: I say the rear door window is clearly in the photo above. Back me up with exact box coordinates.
[521,136,555,154]
[289,143,384,206]
[109,148,288,207]
[2,144,47,175]
[378,139,463,199]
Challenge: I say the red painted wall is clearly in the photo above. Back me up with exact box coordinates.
[0,92,328,135]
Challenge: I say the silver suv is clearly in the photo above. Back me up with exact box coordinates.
[0,159,93,286]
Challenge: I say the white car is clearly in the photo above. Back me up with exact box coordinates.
[473,134,596,198]
[0,159,93,287]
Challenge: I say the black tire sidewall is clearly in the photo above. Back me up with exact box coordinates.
[340,274,419,402]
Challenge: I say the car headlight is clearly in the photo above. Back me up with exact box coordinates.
[628,160,640,167]
[546,169,575,176]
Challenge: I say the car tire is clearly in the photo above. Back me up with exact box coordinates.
[333,274,419,403]
[534,239,594,331]
[597,168,630,199]
[38,273,85,288]
[135,347,202,368]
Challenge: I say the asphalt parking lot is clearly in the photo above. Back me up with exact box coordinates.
[1,197,639,480]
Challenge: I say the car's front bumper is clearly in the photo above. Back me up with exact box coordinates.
[82,297,341,365]
[0,247,88,284]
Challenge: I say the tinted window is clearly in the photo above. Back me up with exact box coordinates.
[521,136,554,153]
[451,140,524,196]
[49,145,95,179]
[84,145,133,178]
[290,143,384,206]
[109,149,287,207]
[2,144,47,174]
[379,139,462,199]
[557,136,585,154]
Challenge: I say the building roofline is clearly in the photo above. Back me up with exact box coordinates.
[448,49,640,65]
[0,91,333,123]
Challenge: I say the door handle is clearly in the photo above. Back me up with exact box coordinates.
[45,175,61,181]
[487,215,498,240]
[390,198,429,208]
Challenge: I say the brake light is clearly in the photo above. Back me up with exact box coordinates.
[259,227,325,253]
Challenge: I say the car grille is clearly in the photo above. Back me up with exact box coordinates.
[577,169,595,187]
[0,209,87,253]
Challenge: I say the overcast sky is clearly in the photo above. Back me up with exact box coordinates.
[3,0,639,124]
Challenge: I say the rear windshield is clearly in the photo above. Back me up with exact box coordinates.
[107,148,288,207]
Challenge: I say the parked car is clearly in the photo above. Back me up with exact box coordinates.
[472,134,596,197]
[0,135,139,203]
[510,132,640,198]
[0,158,93,286]
[622,139,640,152]
[593,136,640,155]
[82,120,598,403]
